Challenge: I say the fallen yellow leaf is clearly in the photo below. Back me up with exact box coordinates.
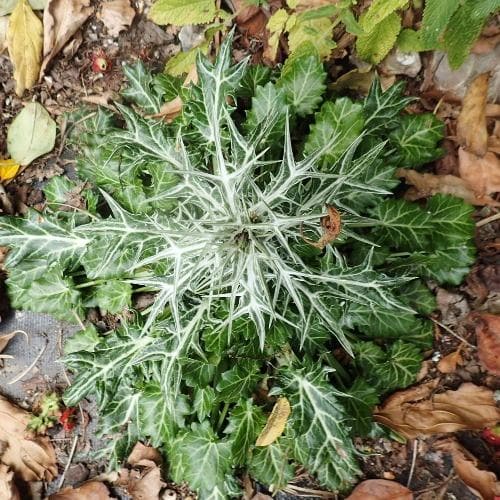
[256,397,291,446]
[7,0,43,96]
[0,159,20,181]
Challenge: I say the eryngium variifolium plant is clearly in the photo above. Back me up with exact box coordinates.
[0,36,475,496]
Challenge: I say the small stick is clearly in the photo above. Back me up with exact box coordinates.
[431,318,476,349]
[8,338,48,384]
[407,438,419,488]
[476,211,500,227]
[56,434,79,490]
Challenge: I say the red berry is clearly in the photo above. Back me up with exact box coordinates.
[59,407,77,432]
[91,51,111,73]
[482,425,500,446]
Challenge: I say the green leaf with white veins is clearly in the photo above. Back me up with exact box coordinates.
[280,365,361,491]
[64,325,101,355]
[224,399,265,465]
[244,82,287,148]
[0,211,87,267]
[390,114,444,167]
[248,441,294,492]
[277,43,326,116]
[216,360,260,403]
[7,265,82,320]
[122,61,163,114]
[149,0,216,26]
[168,421,232,499]
[304,97,364,166]
[193,386,216,422]
[88,280,132,314]
[363,79,414,133]
[373,340,422,392]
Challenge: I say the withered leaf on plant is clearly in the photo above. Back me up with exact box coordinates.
[255,397,291,447]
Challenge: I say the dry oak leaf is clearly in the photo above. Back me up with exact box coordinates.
[473,312,500,376]
[346,479,413,500]
[374,381,500,439]
[435,438,500,500]
[458,148,500,199]
[7,0,43,96]
[457,73,490,157]
[97,0,135,38]
[0,464,20,500]
[49,480,114,499]
[0,395,57,481]
[397,168,500,206]
[40,0,93,79]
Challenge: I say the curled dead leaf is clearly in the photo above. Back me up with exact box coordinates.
[256,397,291,447]
[302,205,342,250]
[97,0,135,38]
[116,443,165,500]
[7,0,43,96]
[40,0,93,79]
[49,480,114,499]
[458,148,500,200]
[397,168,500,206]
[127,442,162,467]
[436,349,463,374]
[0,396,57,481]
[435,438,500,500]
[457,73,489,157]
[374,381,500,439]
[346,479,413,500]
[473,312,500,376]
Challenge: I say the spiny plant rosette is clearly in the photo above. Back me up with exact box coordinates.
[0,36,475,497]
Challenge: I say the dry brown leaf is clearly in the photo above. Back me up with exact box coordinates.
[49,480,114,499]
[458,148,500,197]
[457,73,489,156]
[7,0,43,96]
[435,438,500,500]
[40,0,93,78]
[0,395,57,481]
[0,464,20,500]
[436,349,463,374]
[397,168,500,206]
[374,381,500,439]
[97,0,135,37]
[346,479,413,500]
[118,443,165,500]
[256,397,291,446]
[473,313,500,376]
[127,442,162,467]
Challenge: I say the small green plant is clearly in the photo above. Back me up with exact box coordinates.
[0,36,475,497]
[151,0,500,73]
[27,393,61,433]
